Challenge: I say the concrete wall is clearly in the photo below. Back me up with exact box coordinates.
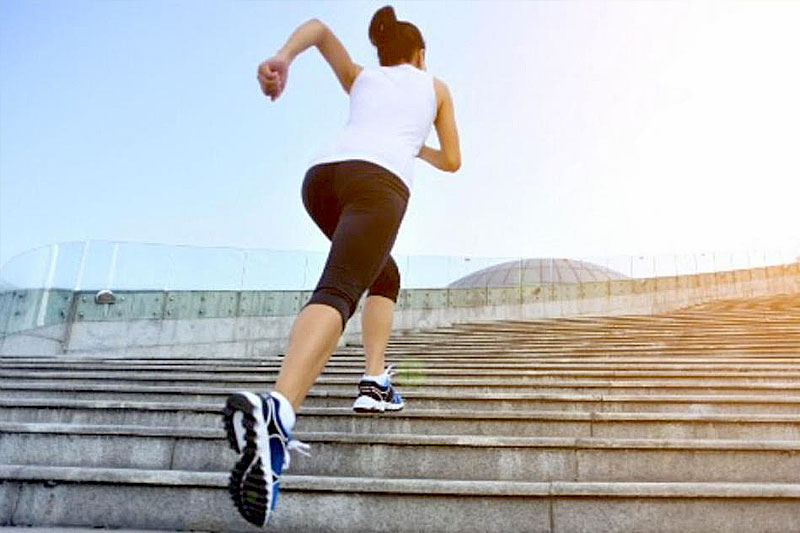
[1,262,798,358]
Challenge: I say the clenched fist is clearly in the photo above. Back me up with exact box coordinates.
[257,54,289,101]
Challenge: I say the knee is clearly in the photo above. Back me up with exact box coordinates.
[306,287,354,331]
[368,261,401,302]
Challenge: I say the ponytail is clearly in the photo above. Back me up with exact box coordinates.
[369,6,400,48]
[368,5,425,66]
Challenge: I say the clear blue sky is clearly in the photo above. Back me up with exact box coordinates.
[2,0,799,275]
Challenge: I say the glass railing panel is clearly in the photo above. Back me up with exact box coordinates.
[162,245,245,291]
[75,241,121,291]
[0,244,54,290]
[1,240,798,294]
[110,242,177,291]
[398,254,522,289]
[241,249,326,291]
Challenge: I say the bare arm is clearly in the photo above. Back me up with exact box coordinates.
[418,145,457,173]
[418,78,461,172]
[274,19,324,62]
[258,18,362,99]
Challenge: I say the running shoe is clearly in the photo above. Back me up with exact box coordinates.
[222,391,309,527]
[352,365,405,412]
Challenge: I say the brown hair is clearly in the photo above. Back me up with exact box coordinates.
[368,5,425,66]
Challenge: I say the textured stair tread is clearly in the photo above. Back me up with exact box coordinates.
[5,464,800,499]
[5,422,800,452]
[6,363,800,376]
[10,371,800,383]
[0,526,183,533]
[0,526,182,533]
[8,391,800,410]
[7,353,800,365]
[7,406,800,427]
[8,380,800,395]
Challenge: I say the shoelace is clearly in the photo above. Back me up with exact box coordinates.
[261,394,312,472]
[268,433,311,473]
[381,365,403,402]
[286,438,311,461]
[361,365,397,387]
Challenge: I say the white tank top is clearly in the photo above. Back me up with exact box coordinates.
[307,63,437,190]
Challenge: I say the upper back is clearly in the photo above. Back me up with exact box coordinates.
[347,63,437,140]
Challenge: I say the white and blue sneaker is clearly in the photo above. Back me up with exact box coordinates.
[352,365,405,412]
[222,391,309,527]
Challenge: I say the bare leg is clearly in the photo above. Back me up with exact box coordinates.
[274,303,342,411]
[362,295,395,375]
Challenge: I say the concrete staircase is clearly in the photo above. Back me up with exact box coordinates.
[2,293,800,532]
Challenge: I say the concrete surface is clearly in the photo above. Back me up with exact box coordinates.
[2,293,800,531]
[2,263,798,357]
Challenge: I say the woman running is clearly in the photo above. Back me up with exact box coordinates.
[222,5,460,527]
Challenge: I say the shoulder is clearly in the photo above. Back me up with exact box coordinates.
[349,64,365,90]
[432,77,452,109]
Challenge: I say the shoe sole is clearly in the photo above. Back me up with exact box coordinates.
[352,395,405,413]
[223,391,274,527]
[222,392,253,454]
[231,451,270,526]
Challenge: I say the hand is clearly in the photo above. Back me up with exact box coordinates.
[257,54,289,101]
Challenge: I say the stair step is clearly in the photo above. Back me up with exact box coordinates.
[4,424,800,483]
[8,351,800,364]
[7,380,800,401]
[3,465,800,532]
[10,361,800,372]
[0,526,177,533]
[9,370,800,388]
[4,404,800,439]
[4,293,799,530]
[6,392,800,422]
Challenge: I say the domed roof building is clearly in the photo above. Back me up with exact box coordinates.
[448,258,627,288]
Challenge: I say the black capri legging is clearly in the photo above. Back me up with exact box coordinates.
[301,159,410,330]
